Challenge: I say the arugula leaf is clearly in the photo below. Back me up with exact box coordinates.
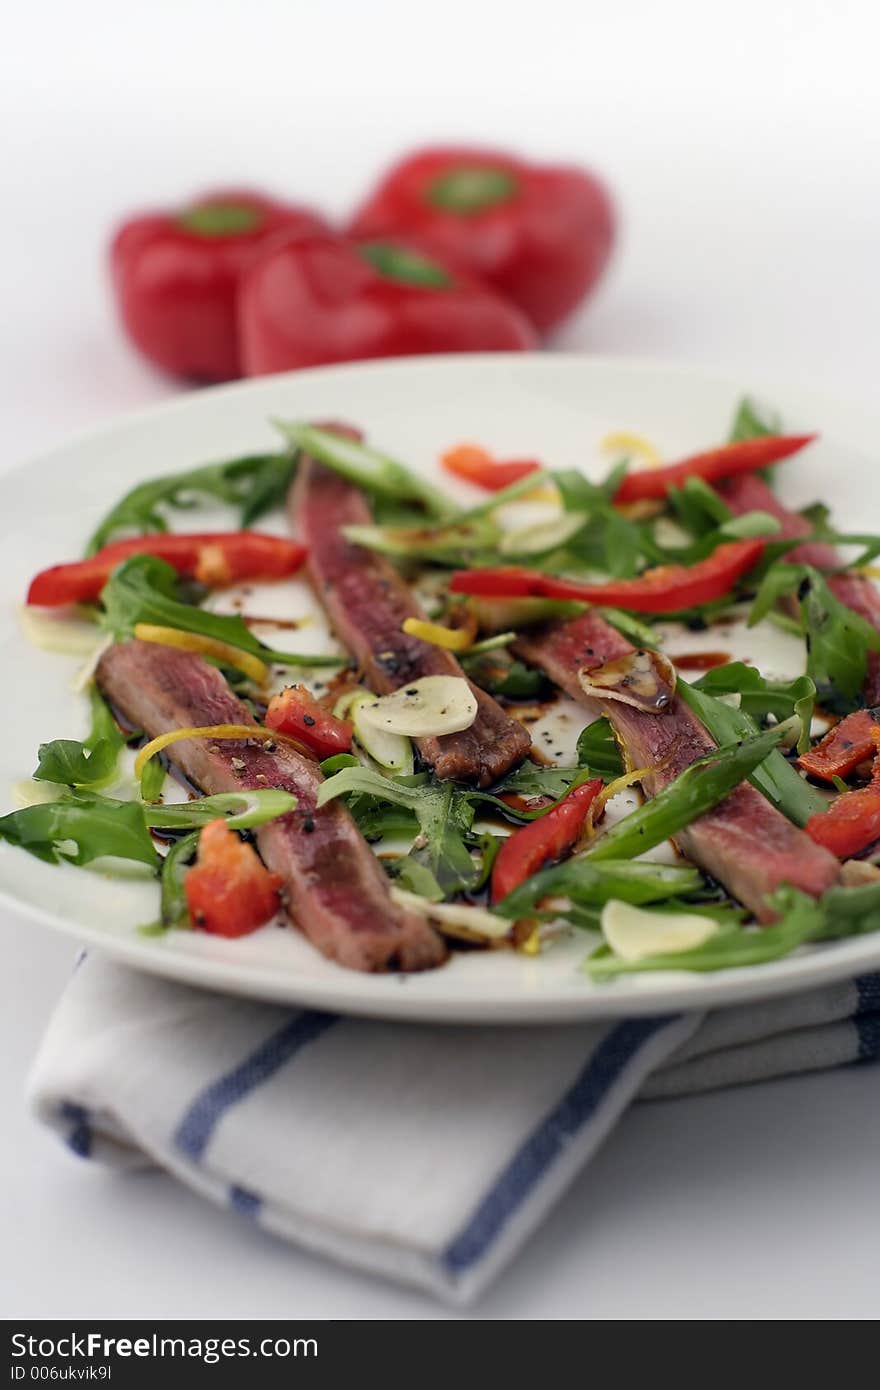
[677,678,825,825]
[0,794,158,868]
[665,477,731,540]
[155,829,200,930]
[276,423,455,520]
[553,461,628,512]
[390,857,445,902]
[100,554,341,669]
[494,858,703,920]
[729,397,781,442]
[648,481,778,567]
[585,886,825,979]
[407,780,480,895]
[469,766,600,825]
[748,562,805,627]
[750,564,880,712]
[85,452,296,555]
[34,687,127,790]
[139,753,167,802]
[800,569,880,711]
[492,761,584,800]
[460,650,549,699]
[692,661,815,754]
[33,739,118,789]
[576,718,624,782]
[582,722,794,862]
[550,466,643,578]
[316,766,481,898]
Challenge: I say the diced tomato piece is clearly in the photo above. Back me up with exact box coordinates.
[805,780,880,860]
[798,709,880,782]
[184,819,283,937]
[441,444,541,492]
[27,531,307,607]
[491,778,602,903]
[265,685,353,759]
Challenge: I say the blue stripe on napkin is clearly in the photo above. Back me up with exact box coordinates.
[174,1010,337,1162]
[58,1101,91,1159]
[441,1016,671,1276]
[228,1185,262,1219]
[854,975,880,1061]
[855,973,880,1014]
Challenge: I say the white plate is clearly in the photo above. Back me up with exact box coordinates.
[1,353,878,1023]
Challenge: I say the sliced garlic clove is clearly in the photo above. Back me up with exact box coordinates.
[391,887,511,942]
[601,899,719,962]
[355,676,478,738]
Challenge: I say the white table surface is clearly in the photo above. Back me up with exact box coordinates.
[2,0,880,1320]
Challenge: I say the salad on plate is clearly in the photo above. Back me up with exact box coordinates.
[8,396,880,982]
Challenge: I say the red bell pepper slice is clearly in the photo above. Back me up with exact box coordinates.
[184,819,283,937]
[440,444,541,492]
[26,532,307,607]
[265,685,353,759]
[490,778,603,903]
[798,709,880,783]
[613,434,816,504]
[449,539,765,615]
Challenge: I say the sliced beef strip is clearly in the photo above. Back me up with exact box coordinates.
[290,456,531,787]
[97,639,447,973]
[514,612,839,920]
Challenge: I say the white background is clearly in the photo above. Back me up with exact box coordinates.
[2,0,880,1319]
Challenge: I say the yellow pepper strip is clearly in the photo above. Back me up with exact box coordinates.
[615,498,665,522]
[518,923,542,957]
[582,765,655,841]
[519,483,559,503]
[134,723,306,780]
[859,565,880,580]
[601,431,662,468]
[401,616,475,652]
[133,623,268,686]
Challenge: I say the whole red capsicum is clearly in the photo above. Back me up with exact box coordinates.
[347,146,615,333]
[237,230,537,375]
[110,189,329,382]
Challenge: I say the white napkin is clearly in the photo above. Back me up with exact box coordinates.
[28,957,880,1305]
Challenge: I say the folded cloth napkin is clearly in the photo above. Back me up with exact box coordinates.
[28,957,880,1306]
